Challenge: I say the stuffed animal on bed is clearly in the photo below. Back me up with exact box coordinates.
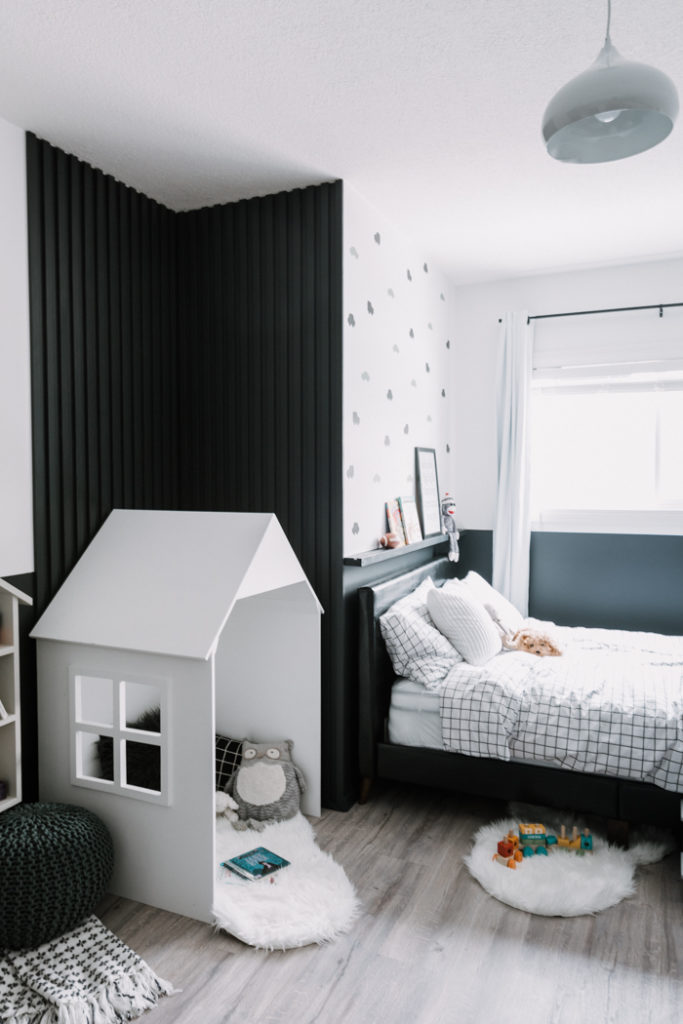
[225,739,306,831]
[502,628,562,657]
[485,603,562,657]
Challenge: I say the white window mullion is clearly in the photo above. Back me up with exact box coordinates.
[114,679,123,787]
[70,669,170,805]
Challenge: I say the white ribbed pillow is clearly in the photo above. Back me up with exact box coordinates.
[427,583,502,666]
[446,571,524,635]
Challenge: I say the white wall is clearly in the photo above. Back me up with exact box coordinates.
[0,117,32,576]
[342,185,457,555]
[451,256,683,529]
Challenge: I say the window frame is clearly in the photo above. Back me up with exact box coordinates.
[69,667,171,805]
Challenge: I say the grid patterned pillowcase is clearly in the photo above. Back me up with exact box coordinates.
[216,735,242,790]
[379,577,463,689]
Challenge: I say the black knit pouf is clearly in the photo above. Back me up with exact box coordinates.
[0,802,114,950]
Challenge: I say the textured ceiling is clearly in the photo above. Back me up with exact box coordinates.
[1,0,682,283]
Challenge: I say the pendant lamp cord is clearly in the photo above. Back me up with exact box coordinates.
[605,0,612,44]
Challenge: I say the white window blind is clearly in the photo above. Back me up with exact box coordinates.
[533,306,683,381]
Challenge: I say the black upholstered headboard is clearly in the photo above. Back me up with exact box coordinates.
[357,557,457,779]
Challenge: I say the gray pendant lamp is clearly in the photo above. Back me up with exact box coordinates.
[542,0,678,163]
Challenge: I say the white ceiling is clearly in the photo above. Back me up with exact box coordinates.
[1,0,682,284]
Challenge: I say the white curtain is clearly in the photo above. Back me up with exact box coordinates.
[492,311,533,616]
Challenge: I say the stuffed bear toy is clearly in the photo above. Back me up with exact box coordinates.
[485,603,562,657]
[215,790,240,821]
[502,628,562,657]
[224,739,306,831]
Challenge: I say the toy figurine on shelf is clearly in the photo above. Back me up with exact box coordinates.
[440,494,460,562]
[378,532,402,549]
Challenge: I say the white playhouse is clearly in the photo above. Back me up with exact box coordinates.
[31,509,322,922]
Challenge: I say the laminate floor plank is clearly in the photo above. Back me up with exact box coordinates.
[98,783,681,1024]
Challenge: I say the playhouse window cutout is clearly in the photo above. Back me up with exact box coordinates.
[75,730,114,782]
[123,680,162,731]
[122,739,161,792]
[70,671,170,805]
[75,674,114,728]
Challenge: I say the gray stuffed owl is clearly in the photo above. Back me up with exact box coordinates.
[225,739,306,831]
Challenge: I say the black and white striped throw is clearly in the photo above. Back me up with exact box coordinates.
[0,915,175,1024]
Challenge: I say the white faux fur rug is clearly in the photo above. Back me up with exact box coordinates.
[213,813,361,950]
[465,804,675,917]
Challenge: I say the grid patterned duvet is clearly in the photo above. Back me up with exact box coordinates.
[439,622,683,793]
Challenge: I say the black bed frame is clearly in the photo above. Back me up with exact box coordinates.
[358,557,682,833]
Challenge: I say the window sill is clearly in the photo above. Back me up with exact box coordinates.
[532,509,683,536]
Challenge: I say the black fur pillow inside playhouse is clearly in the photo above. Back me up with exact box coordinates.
[96,709,241,792]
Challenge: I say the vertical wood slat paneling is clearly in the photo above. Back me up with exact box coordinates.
[70,157,88,561]
[82,158,100,540]
[43,145,63,597]
[286,190,304,555]
[27,140,348,806]
[27,135,180,613]
[26,137,49,612]
[56,150,75,574]
[107,176,123,507]
[177,182,343,571]
[177,181,345,806]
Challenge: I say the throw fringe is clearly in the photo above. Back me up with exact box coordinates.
[54,967,176,1024]
[1,940,176,1024]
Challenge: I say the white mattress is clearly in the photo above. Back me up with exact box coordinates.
[387,678,443,749]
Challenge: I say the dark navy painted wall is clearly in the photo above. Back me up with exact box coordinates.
[453,529,683,636]
[530,532,683,635]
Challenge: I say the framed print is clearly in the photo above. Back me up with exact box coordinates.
[415,447,441,537]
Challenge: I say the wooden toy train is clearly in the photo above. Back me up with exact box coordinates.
[493,822,593,869]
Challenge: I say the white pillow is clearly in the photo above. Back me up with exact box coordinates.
[426,583,502,666]
[450,571,524,635]
[379,578,462,688]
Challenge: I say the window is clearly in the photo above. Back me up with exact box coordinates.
[70,670,170,805]
[529,309,683,534]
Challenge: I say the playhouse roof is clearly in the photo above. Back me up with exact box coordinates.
[31,510,320,659]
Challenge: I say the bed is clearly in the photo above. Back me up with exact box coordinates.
[358,557,683,837]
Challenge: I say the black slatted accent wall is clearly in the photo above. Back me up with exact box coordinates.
[27,140,350,807]
[26,134,180,613]
[177,183,347,807]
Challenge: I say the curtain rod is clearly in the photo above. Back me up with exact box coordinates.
[497,301,683,324]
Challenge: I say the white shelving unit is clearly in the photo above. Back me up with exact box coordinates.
[0,578,32,813]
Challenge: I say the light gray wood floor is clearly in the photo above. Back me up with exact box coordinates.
[99,783,681,1024]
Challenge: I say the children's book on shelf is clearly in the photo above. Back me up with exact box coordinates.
[0,697,8,720]
[221,846,290,880]
[385,499,406,544]
[398,496,423,544]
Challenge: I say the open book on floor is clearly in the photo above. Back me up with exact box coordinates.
[221,846,290,880]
